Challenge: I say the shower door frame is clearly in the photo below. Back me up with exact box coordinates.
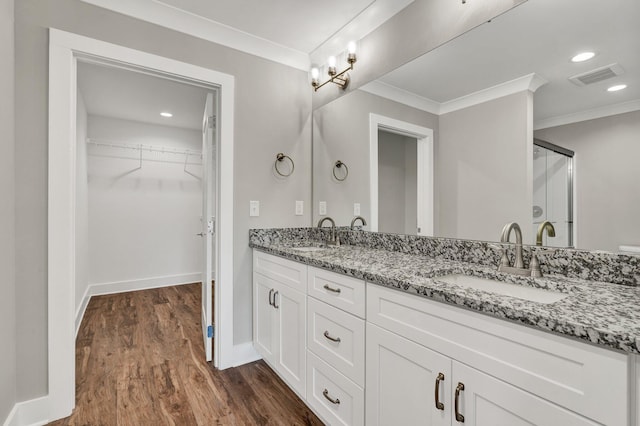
[534,138,575,247]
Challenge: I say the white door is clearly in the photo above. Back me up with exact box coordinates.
[253,272,277,365]
[275,284,307,397]
[452,362,599,426]
[366,323,451,426]
[201,92,215,362]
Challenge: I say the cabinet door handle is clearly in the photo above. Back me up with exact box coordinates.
[322,388,340,405]
[268,289,274,306]
[323,330,341,343]
[273,291,279,309]
[323,284,341,294]
[434,372,445,410]
[455,382,465,423]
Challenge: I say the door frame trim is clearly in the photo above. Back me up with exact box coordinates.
[48,28,235,421]
[369,113,434,235]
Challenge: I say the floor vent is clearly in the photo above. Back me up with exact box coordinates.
[569,63,624,86]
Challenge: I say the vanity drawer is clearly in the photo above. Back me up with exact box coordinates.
[307,297,365,386]
[308,266,365,318]
[253,250,307,291]
[366,284,628,426]
[306,351,364,426]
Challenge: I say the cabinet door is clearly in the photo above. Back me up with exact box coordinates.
[452,362,600,426]
[366,323,451,426]
[253,272,277,365]
[274,283,307,398]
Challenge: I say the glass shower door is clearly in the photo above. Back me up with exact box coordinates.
[532,140,574,247]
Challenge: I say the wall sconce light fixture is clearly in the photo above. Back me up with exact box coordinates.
[311,42,357,91]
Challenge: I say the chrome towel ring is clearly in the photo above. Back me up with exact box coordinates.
[333,160,349,181]
[275,153,295,177]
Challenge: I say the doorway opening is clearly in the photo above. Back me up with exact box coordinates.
[369,114,434,236]
[48,29,235,421]
[75,60,217,363]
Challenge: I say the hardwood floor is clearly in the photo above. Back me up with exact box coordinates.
[49,283,323,425]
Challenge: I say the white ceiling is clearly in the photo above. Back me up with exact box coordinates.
[77,61,211,130]
[377,0,640,126]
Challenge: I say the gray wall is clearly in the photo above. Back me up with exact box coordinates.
[15,0,311,402]
[535,110,640,252]
[313,89,438,228]
[437,91,533,242]
[0,0,16,421]
[378,131,417,234]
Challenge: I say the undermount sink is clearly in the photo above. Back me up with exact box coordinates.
[436,274,568,304]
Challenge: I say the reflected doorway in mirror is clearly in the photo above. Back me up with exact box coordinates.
[369,114,433,236]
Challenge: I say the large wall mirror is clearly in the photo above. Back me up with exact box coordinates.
[312,0,639,253]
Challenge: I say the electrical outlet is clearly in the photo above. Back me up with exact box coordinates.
[249,200,260,217]
[295,200,304,216]
[319,201,327,215]
[354,203,361,216]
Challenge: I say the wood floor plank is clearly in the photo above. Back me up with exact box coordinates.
[48,283,323,426]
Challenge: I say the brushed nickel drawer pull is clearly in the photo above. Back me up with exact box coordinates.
[435,372,445,410]
[322,388,340,405]
[323,284,341,294]
[455,382,465,423]
[323,330,341,343]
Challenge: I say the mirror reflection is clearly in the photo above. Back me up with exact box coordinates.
[312,0,639,252]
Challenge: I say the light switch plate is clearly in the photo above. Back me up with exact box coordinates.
[295,200,304,216]
[319,201,327,215]
[249,200,260,217]
[354,203,361,216]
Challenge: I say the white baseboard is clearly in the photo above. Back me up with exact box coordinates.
[75,272,201,336]
[233,342,262,367]
[3,396,50,426]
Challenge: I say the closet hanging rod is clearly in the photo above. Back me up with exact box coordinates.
[86,138,201,156]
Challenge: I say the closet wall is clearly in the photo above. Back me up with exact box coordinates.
[82,115,203,302]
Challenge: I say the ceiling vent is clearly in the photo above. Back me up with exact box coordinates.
[569,63,624,86]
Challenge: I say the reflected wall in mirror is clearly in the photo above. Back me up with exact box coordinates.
[312,0,639,252]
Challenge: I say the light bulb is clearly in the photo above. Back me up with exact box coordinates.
[327,56,337,68]
[347,41,357,54]
[311,67,319,80]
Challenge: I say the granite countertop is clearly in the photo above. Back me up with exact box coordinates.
[250,241,640,355]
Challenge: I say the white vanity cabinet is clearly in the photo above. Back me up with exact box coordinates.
[366,284,629,426]
[253,251,307,398]
[306,266,366,426]
[253,250,633,426]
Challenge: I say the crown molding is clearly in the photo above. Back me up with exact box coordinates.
[360,80,440,115]
[81,0,310,70]
[439,73,547,114]
[361,73,547,116]
[534,99,640,130]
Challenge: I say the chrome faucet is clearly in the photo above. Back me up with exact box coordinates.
[498,222,529,276]
[317,217,340,246]
[536,221,556,246]
[350,215,367,230]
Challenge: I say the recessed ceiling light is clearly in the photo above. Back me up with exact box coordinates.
[571,52,595,63]
[607,84,627,92]
[160,112,173,117]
